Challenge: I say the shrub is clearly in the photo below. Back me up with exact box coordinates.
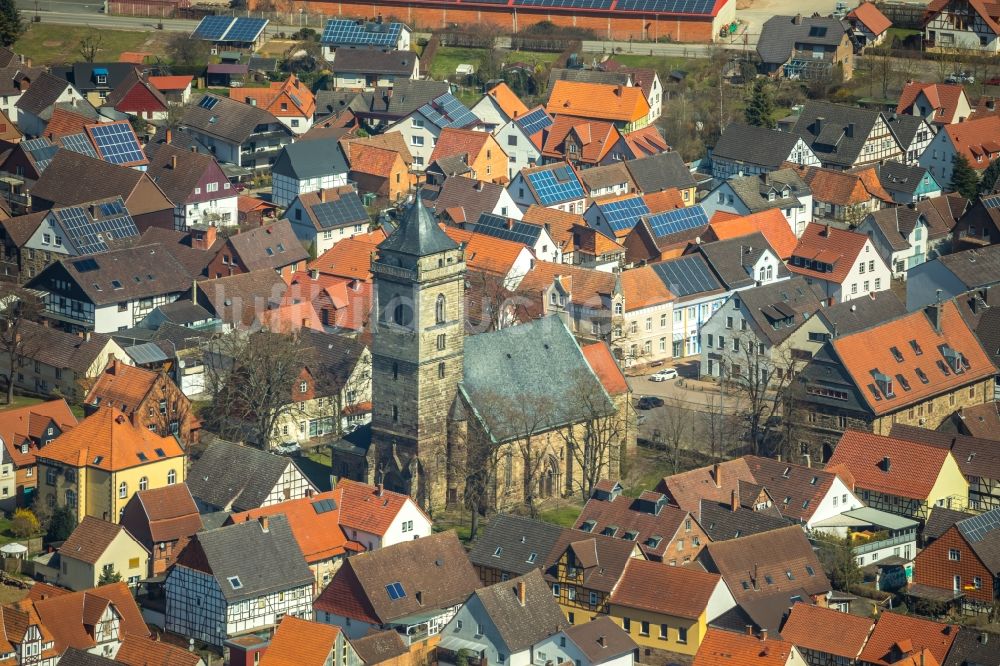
[10,508,39,538]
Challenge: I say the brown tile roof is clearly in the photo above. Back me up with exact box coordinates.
[287,271,372,332]
[429,127,494,165]
[28,151,156,208]
[1,212,46,247]
[0,398,77,468]
[790,164,892,206]
[145,143,225,207]
[581,343,628,396]
[541,116,621,164]
[779,602,873,659]
[133,484,202,544]
[342,132,412,167]
[693,628,799,666]
[521,205,584,252]
[336,479,426,537]
[228,219,309,272]
[61,516,142,565]
[742,455,841,523]
[574,488,686,560]
[917,193,966,240]
[657,458,756,514]
[577,163,636,196]
[38,407,184,472]
[828,430,956,500]
[828,301,994,415]
[116,634,201,666]
[787,223,877,285]
[84,358,157,414]
[609,558,721,618]
[543,530,639,594]
[228,75,315,118]
[350,630,408,664]
[516,260,615,310]
[309,230,387,281]
[485,83,529,121]
[890,423,1000,481]
[952,401,1000,439]
[620,264,675,309]
[196,269,289,326]
[347,144,404,178]
[260,616,341,666]
[546,81,649,123]
[563,615,636,661]
[705,209,798,260]
[858,611,958,666]
[897,82,968,125]
[32,582,149,652]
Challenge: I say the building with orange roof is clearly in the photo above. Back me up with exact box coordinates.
[260,616,358,666]
[345,141,413,203]
[471,82,529,131]
[30,581,149,656]
[520,205,587,262]
[35,407,186,524]
[287,270,373,335]
[428,127,508,184]
[541,116,627,168]
[693,628,803,666]
[847,2,892,47]
[622,124,670,159]
[42,106,91,140]
[787,223,892,303]
[777,603,874,665]
[546,81,650,131]
[920,113,1000,187]
[0,601,58,665]
[794,299,995,466]
[442,225,535,287]
[229,75,316,135]
[333,478,432,550]
[788,163,892,225]
[704,209,798,260]
[0,398,76,507]
[147,75,193,105]
[897,81,972,127]
[84,356,198,444]
[858,611,958,666]
[309,230,387,281]
[116,633,204,666]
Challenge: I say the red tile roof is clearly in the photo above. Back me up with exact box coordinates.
[828,300,994,415]
[335,479,426,537]
[229,75,315,118]
[0,399,76,469]
[44,107,94,139]
[657,458,755,513]
[943,114,1000,166]
[61,516,145,565]
[116,634,201,666]
[261,616,341,666]
[609,559,721,619]
[288,271,372,332]
[623,125,669,157]
[546,81,650,124]
[705,209,798,260]
[858,611,958,666]
[134,484,203,544]
[32,582,149,652]
[443,226,529,277]
[694,629,799,666]
[787,223,875,285]
[581,342,628,396]
[619,264,674,309]
[485,83,529,121]
[779,602,873,659]
[896,82,968,125]
[847,2,892,35]
[828,430,956,500]
[84,358,157,414]
[642,188,686,213]
[927,0,1000,36]
[309,230,387,281]
[429,127,494,165]
[147,75,193,92]
[541,116,621,164]
[790,164,892,206]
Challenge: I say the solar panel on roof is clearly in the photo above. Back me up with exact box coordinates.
[60,133,98,159]
[599,197,649,233]
[983,195,1000,210]
[72,258,99,273]
[199,95,220,110]
[645,205,708,238]
[514,0,612,7]
[321,19,402,47]
[22,137,51,152]
[57,200,138,255]
[420,93,478,129]
[515,108,553,137]
[616,0,714,12]
[313,194,369,229]
[222,17,268,43]
[527,167,584,206]
[88,123,146,166]
[651,255,721,297]
[192,15,235,40]
[957,510,1000,543]
[474,213,543,246]
[98,198,126,217]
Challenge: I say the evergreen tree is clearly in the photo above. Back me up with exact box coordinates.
[744,80,775,129]
[46,505,77,543]
[98,566,122,585]
[977,157,1000,198]
[0,0,22,49]
[951,154,980,201]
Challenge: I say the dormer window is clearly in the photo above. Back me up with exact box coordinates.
[871,370,894,398]
[940,345,965,373]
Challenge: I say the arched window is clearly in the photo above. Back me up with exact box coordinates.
[65,489,76,509]
[118,481,128,499]
[614,302,623,315]
[435,294,446,324]
[167,469,177,485]
[139,476,148,491]
[766,265,773,280]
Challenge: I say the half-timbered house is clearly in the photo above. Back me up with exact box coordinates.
[924,0,1000,52]
[792,101,904,170]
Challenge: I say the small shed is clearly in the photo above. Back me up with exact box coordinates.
[206,63,248,88]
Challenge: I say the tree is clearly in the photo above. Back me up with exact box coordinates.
[10,508,39,538]
[78,30,103,63]
[744,79,775,129]
[814,531,862,591]
[0,0,22,48]
[951,154,980,201]
[977,157,1000,198]
[465,270,519,334]
[648,397,693,474]
[98,565,123,585]
[166,33,211,68]
[45,505,77,542]
[701,392,740,463]
[203,330,308,448]
[0,286,43,405]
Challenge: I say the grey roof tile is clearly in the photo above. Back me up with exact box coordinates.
[182,93,287,145]
[15,71,72,117]
[694,232,790,290]
[468,514,565,576]
[878,160,932,196]
[473,570,565,652]
[793,101,887,169]
[728,276,825,346]
[271,136,349,180]
[331,48,417,76]
[624,152,695,193]
[815,291,906,335]
[187,439,305,512]
[712,123,806,171]
[757,15,848,66]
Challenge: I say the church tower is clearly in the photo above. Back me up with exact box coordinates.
[369,197,465,512]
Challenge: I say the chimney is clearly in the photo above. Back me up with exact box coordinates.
[820,223,830,237]
[615,84,623,97]
[191,225,217,251]
[259,516,269,532]
[988,99,996,111]
[516,581,526,606]
[760,629,768,642]
[107,352,117,369]
[846,122,855,138]
[882,456,891,472]
[746,625,753,636]
[320,189,327,203]
[165,128,172,145]
[84,330,91,342]
[731,488,739,512]
[925,300,943,333]
[793,13,802,24]
[376,483,383,497]
[597,636,606,648]
[713,462,721,488]
[815,116,824,133]
[170,155,177,170]
[803,453,811,468]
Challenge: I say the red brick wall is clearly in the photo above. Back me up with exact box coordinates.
[913,526,994,604]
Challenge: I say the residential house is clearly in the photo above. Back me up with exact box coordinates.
[165,515,314,647]
[578,163,637,201]
[147,75,193,105]
[180,94,294,171]
[341,132,414,203]
[331,479,432,551]
[814,290,907,337]
[54,516,149,590]
[306,230,386,283]
[811,506,919,568]
[647,254,727,358]
[710,124,819,180]
[286,270,372,336]
[608,559,735,658]
[574,481,707,564]
[467,513,564,585]
[14,72,84,136]
[699,169,813,237]
[105,70,168,122]
[697,526,831,632]
[329,49,418,91]
[688,233,790,291]
[0,398,76,506]
[508,162,586,214]
[540,117,628,169]
[229,75,315,136]
[858,206,933,277]
[857,612,958,666]
[319,19,412,60]
[757,14,854,80]
[793,102,904,170]
[847,2,893,48]
[877,161,942,204]
[827,430,969,519]
[384,91,480,170]
[907,245,1000,309]
[441,225,535,289]
[624,152,697,203]
[533,618,637,666]
[355,79,449,129]
[952,192,1000,251]
[438,569,565,666]
[0,47,44,124]
[896,81,972,127]
[145,144,238,229]
[0,602,58,666]
[548,64,662,125]
[882,113,934,167]
[286,188,370,256]
[546,81,650,132]
[702,209,798,260]
[622,125,670,159]
[583,195,651,241]
[921,114,1000,187]
[776,603,874,666]
[428,127,508,184]
[427,177,522,222]
[313,531,481,643]
[119,483,203,577]
[53,63,136,107]
[939,626,1000,666]
[84,357,197,443]
[786,223,892,302]
[699,276,826,380]
[186,438,318,513]
[35,407,186,524]
[26,244,192,334]
[271,136,350,208]
[622,206,711,265]
[205,219,308,280]
[259,616,360,666]
[463,212,560,263]
[471,82,528,132]
[115,635,204,666]
[496,107,548,179]
[694,629,805,666]
[917,191,966,249]
[924,0,1000,52]
[789,164,891,225]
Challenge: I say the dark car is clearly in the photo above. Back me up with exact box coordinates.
[637,396,665,410]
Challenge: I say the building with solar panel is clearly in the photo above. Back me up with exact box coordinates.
[650,253,726,357]
[385,91,481,170]
[494,107,547,179]
[191,15,269,52]
[320,19,412,61]
[330,48,420,91]
[179,94,294,172]
[508,162,586,214]
[286,186,371,256]
[583,195,649,240]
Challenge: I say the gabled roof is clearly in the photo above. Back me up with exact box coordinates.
[793,101,889,168]
[865,206,927,252]
[15,71,71,117]
[725,168,811,213]
[743,454,842,522]
[942,114,1000,166]
[422,177,507,225]
[543,529,640,594]
[195,269,289,326]
[955,507,1000,573]
[828,430,955,499]
[923,506,975,542]
[271,136,349,180]
[927,0,1000,35]
[314,531,480,623]
[335,478,424,537]
[174,514,313,602]
[730,277,825,348]
[228,219,309,271]
[146,143,227,206]
[32,582,149,652]
[792,164,892,206]
[778,603,874,660]
[859,611,958,666]
[657,458,755,513]
[878,161,937,197]
[757,14,848,65]
[787,223,874,285]
[623,124,669,158]
[116,633,202,666]
[28,150,157,208]
[693,232,788,290]
[131,483,203,544]
[468,514,565,576]
[705,209,798,260]
[260,616,342,666]
[896,81,969,125]
[546,80,649,123]
[815,290,906,335]
[577,162,636,194]
[61,516,145,565]
[848,2,892,35]
[105,69,168,112]
[624,151,695,193]
[485,82,528,122]
[182,93,285,145]
[0,398,76,468]
[84,358,158,414]
[541,116,622,164]
[698,497,791,541]
[581,342,628,396]
[309,230,386,281]
[573,486,686,559]
[329,48,416,76]
[620,263,675,309]
[472,569,565,652]
[186,439,312,512]
[429,127,494,165]
[694,628,799,666]
[147,75,193,92]
[442,226,525,277]
[609,558,722,619]
[713,123,809,171]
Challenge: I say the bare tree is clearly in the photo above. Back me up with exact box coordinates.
[701,391,740,463]
[465,270,520,334]
[0,286,42,405]
[203,330,307,448]
[648,397,693,474]
[557,367,625,501]
[166,33,211,68]
[78,30,103,63]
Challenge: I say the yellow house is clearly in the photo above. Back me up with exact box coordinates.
[606,559,736,658]
[36,407,186,524]
[545,534,643,625]
[56,515,149,591]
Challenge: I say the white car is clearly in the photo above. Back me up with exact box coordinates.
[648,368,678,382]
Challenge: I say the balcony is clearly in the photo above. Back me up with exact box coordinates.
[853,531,916,556]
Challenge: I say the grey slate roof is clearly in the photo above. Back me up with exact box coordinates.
[939,245,1000,290]
[17,320,115,374]
[698,499,792,541]
[351,631,409,664]
[712,123,806,171]
[461,316,613,442]
[923,507,976,543]
[578,162,635,192]
[563,616,637,662]
[815,291,906,336]
[271,136,349,180]
[726,168,810,213]
[228,219,309,271]
[473,570,565,652]
[182,93,285,145]
[15,71,72,117]
[182,514,313,602]
[757,15,848,66]
[380,79,449,118]
[694,232,790,290]
[332,48,417,76]
[864,207,924,252]
[57,649,116,666]
[942,628,1000,666]
[885,114,926,152]
[624,151,695,193]
[878,160,932,196]
[547,67,628,91]
[421,178,506,222]
[793,101,887,169]
[729,276,825,346]
[187,439,306,512]
[379,195,459,257]
[468,514,564,576]
[149,300,215,326]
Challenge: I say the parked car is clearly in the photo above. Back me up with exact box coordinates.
[946,72,974,84]
[637,396,665,410]
[275,442,301,455]
[649,368,678,382]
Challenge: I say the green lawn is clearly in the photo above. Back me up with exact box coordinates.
[587,53,692,74]
[0,395,43,411]
[429,46,559,80]
[539,504,581,528]
[14,24,171,67]
[0,518,18,547]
